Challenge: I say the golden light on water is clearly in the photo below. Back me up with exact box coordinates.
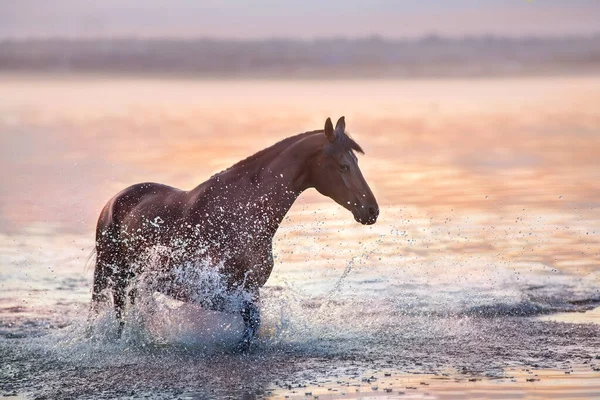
[1,74,599,398]
[2,77,598,218]
[2,76,599,272]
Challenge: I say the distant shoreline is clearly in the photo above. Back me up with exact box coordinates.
[3,70,600,81]
[1,35,599,78]
[2,70,600,83]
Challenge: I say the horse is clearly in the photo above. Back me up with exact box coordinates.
[89,116,379,351]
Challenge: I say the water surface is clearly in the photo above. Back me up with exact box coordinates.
[1,76,599,398]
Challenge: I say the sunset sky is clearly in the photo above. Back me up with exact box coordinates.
[2,0,599,39]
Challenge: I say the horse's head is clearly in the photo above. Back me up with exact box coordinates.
[311,117,379,225]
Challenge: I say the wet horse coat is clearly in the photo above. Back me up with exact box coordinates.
[90,117,379,349]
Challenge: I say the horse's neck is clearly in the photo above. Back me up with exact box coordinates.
[247,135,321,235]
[238,152,312,237]
[193,134,320,239]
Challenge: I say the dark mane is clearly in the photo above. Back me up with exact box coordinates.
[218,129,323,176]
[215,128,364,183]
[324,131,364,156]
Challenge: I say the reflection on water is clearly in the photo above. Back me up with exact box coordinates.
[1,77,599,271]
[268,366,600,400]
[1,76,599,398]
[1,77,599,228]
[541,306,600,324]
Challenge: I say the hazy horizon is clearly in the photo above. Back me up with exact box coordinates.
[2,0,599,40]
[2,35,598,78]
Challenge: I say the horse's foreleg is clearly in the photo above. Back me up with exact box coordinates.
[237,295,261,352]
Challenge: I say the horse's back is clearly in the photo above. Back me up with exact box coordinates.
[97,182,185,235]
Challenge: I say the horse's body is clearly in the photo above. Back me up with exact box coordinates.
[90,117,378,350]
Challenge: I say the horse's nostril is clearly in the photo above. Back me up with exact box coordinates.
[368,206,378,217]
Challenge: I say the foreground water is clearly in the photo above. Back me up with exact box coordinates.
[2,206,600,398]
[1,76,600,398]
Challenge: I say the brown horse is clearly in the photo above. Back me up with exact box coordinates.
[90,116,379,350]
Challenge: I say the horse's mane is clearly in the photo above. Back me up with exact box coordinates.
[228,130,322,172]
[211,130,322,182]
[324,131,364,156]
[214,127,364,182]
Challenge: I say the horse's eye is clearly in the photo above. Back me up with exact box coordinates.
[339,164,350,172]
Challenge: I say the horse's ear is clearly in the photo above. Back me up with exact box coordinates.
[335,116,346,134]
[324,117,336,142]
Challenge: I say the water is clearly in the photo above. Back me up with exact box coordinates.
[1,76,600,398]
[2,207,599,398]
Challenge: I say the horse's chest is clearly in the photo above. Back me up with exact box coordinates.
[217,243,274,288]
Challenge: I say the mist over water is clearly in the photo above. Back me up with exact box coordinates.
[1,77,600,398]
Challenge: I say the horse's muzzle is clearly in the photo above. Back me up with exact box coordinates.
[354,204,379,225]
